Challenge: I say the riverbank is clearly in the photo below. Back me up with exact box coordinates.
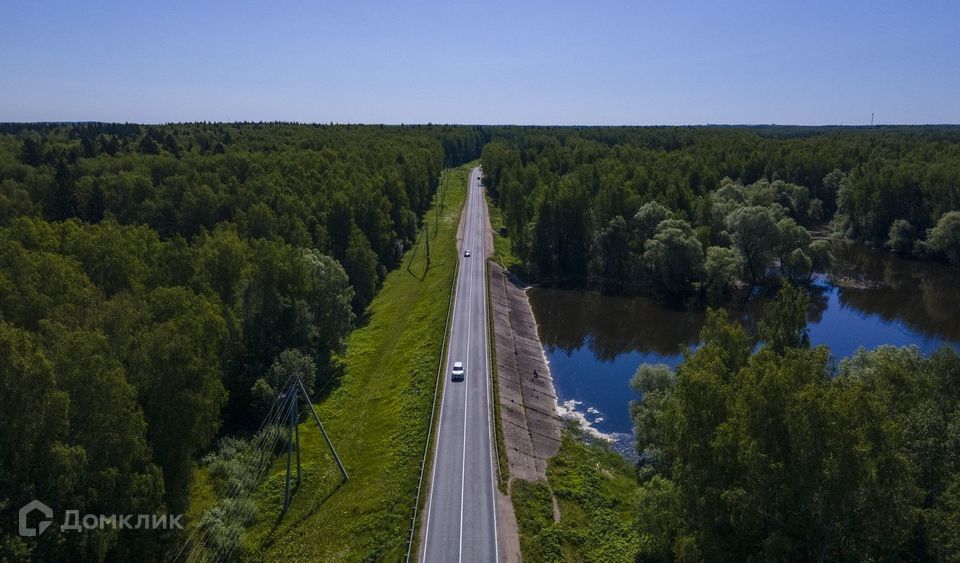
[511,428,642,561]
[485,193,646,560]
[489,262,562,481]
[529,239,960,446]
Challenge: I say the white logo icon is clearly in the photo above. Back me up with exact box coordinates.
[19,500,53,537]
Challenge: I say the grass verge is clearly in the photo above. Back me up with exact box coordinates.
[485,258,510,492]
[224,163,473,561]
[512,426,641,562]
[485,191,521,273]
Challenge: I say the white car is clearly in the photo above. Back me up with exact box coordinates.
[451,361,464,381]
[464,250,471,257]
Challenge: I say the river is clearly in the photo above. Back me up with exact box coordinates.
[528,242,960,454]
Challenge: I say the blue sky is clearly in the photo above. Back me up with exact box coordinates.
[2,0,958,124]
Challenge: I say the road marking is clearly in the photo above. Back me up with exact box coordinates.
[422,168,498,562]
[421,175,468,563]
[457,172,475,562]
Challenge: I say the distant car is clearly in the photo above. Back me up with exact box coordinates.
[452,361,465,381]
[464,250,471,257]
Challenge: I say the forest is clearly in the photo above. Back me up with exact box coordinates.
[479,126,960,560]
[0,122,483,560]
[2,123,959,560]
[480,126,960,297]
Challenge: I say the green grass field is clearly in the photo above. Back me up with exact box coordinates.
[512,428,641,562]
[218,163,473,561]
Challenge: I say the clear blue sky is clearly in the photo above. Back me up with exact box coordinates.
[2,0,958,124]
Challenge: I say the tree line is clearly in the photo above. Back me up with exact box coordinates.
[478,126,960,559]
[0,123,483,560]
[480,126,960,298]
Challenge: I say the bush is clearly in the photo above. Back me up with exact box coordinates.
[926,211,960,266]
[886,219,916,254]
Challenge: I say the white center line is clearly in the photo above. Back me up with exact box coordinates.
[457,172,476,562]
[421,171,469,563]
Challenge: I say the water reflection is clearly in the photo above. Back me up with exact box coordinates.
[531,242,960,442]
[829,243,960,342]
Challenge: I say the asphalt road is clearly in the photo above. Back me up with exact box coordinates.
[421,167,499,562]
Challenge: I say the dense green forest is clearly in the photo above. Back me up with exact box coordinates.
[479,127,960,561]
[481,126,960,296]
[0,123,483,560]
[631,286,960,560]
[3,124,959,560]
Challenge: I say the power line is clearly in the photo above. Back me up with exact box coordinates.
[173,372,347,562]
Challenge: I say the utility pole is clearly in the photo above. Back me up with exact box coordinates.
[425,222,431,270]
[295,397,301,487]
[283,388,294,513]
[297,378,348,481]
[281,375,348,515]
[435,171,442,235]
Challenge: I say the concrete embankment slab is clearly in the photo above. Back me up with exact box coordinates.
[489,262,562,482]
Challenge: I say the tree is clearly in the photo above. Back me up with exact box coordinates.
[343,226,379,313]
[0,323,67,488]
[642,219,704,295]
[591,215,633,291]
[197,225,251,307]
[240,242,354,398]
[244,202,276,239]
[137,135,159,155]
[58,219,157,297]
[925,211,960,266]
[806,239,833,278]
[886,219,916,255]
[633,201,672,243]
[19,137,44,166]
[0,234,98,330]
[630,308,952,561]
[116,288,228,513]
[46,160,76,221]
[40,325,163,560]
[268,348,318,394]
[251,348,319,419]
[725,206,781,284]
[927,476,960,561]
[631,363,675,475]
[757,284,810,353]
[0,180,38,225]
[531,177,591,280]
[701,246,742,298]
[0,123,456,557]
[820,168,846,213]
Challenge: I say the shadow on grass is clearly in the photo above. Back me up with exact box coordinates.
[259,479,345,551]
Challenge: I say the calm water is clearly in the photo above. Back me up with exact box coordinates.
[529,243,960,447]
